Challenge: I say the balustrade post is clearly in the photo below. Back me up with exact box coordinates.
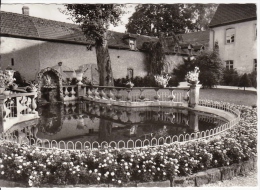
[31,93,37,114]
[168,89,176,102]
[0,96,5,133]
[126,89,132,102]
[107,88,115,101]
[139,88,145,101]
[188,84,202,108]
[154,88,160,101]
[115,89,122,101]
[77,85,86,98]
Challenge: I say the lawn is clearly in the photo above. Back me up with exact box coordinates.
[199,88,257,107]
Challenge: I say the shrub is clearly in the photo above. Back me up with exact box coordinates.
[221,68,240,86]
[238,73,252,90]
[173,56,195,83]
[193,51,224,88]
[167,75,179,87]
[248,71,257,89]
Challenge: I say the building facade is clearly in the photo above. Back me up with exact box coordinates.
[209,4,257,74]
[0,7,208,83]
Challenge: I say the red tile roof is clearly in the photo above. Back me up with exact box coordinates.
[209,4,257,28]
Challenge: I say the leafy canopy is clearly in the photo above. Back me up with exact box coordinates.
[62,4,125,44]
[126,4,218,36]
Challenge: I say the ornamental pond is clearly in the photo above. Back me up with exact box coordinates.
[6,101,228,149]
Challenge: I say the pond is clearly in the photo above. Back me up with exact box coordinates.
[11,101,227,146]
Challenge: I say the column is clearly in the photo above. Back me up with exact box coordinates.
[188,84,202,108]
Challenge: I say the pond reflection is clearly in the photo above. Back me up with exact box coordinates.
[9,101,228,145]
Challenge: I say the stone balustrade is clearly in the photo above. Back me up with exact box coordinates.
[0,92,39,133]
[79,85,189,107]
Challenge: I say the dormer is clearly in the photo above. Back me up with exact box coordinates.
[123,33,137,50]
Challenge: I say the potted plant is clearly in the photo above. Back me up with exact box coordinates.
[185,67,200,84]
[126,81,134,88]
[0,68,17,95]
[26,81,38,92]
[154,73,171,88]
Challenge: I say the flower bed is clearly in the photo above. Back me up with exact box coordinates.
[0,104,257,187]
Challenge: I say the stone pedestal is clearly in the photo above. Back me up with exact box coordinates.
[188,84,201,108]
[188,111,199,132]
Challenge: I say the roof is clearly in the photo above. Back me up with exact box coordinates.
[0,10,208,55]
[209,4,257,28]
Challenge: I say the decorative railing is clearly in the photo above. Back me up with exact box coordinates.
[0,100,240,150]
[81,85,189,106]
[63,85,78,101]
[0,92,39,133]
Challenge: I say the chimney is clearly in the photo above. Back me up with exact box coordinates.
[22,6,29,16]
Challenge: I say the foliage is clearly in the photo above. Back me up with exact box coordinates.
[127,4,193,36]
[126,4,218,36]
[154,74,171,87]
[185,4,218,31]
[221,68,240,86]
[185,67,200,83]
[193,51,224,88]
[167,75,179,87]
[62,4,125,86]
[143,40,166,75]
[238,73,252,90]
[0,104,257,187]
[62,4,125,45]
[248,71,257,89]
[0,69,16,89]
[173,56,196,83]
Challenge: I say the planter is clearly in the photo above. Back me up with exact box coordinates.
[75,70,83,85]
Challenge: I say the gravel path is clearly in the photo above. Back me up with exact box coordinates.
[202,169,258,187]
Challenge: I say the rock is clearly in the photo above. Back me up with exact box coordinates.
[195,171,209,186]
[137,180,170,187]
[206,168,221,184]
[220,165,235,180]
[173,176,195,187]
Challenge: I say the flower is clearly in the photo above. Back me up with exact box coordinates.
[118,180,121,184]
[185,67,200,83]
[17,170,21,174]
[154,74,171,87]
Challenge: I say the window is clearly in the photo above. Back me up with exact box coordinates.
[127,68,133,79]
[129,39,136,50]
[11,58,14,66]
[226,60,234,69]
[254,59,257,72]
[226,28,235,43]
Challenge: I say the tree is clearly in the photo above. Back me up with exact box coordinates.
[238,73,252,90]
[143,39,166,75]
[185,4,218,31]
[126,4,218,36]
[126,4,194,36]
[193,51,224,88]
[62,4,125,86]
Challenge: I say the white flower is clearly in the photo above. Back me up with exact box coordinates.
[17,170,21,174]
[0,165,4,168]
[1,171,4,175]
[97,177,100,181]
[28,179,33,187]
[118,180,121,184]
[127,172,130,176]
[46,172,50,175]
[19,165,22,169]
[111,172,115,176]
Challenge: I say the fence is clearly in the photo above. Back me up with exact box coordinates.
[0,99,240,151]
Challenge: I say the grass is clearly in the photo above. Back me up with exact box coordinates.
[199,88,257,107]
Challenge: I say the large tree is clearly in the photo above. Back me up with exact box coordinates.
[126,4,218,36]
[62,4,125,86]
[185,4,218,31]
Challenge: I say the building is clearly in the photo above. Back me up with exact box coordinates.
[0,7,208,83]
[209,4,257,73]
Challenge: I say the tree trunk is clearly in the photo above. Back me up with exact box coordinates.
[95,32,114,86]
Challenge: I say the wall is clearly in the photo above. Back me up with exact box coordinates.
[109,49,148,79]
[1,36,185,82]
[209,20,257,73]
[0,37,42,80]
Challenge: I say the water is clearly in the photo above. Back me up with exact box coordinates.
[26,101,228,145]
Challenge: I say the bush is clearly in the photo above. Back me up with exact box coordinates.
[193,51,224,88]
[248,71,257,89]
[238,73,252,90]
[167,75,179,87]
[173,57,195,83]
[221,68,240,86]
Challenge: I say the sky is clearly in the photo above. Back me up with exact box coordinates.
[2,0,258,33]
[1,4,137,33]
